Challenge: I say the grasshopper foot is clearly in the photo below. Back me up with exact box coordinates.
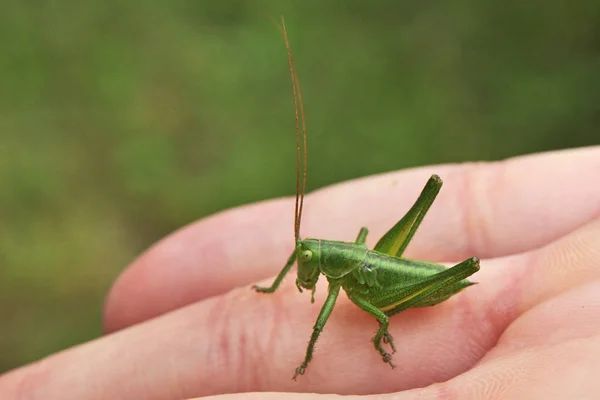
[252,285,274,293]
[374,335,396,369]
[382,331,396,354]
[292,362,307,380]
[381,351,396,369]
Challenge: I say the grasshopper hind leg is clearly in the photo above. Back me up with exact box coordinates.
[374,175,442,258]
[348,258,479,369]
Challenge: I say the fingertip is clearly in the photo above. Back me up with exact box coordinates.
[103,198,296,332]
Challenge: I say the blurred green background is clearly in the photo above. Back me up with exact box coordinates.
[1,1,599,372]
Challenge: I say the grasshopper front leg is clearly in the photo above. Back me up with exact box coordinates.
[252,251,297,293]
[293,281,341,380]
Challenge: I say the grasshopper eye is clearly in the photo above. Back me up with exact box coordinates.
[301,250,313,261]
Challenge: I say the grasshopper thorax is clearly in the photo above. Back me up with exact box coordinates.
[295,238,321,292]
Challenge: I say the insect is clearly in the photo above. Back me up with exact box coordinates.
[252,14,480,380]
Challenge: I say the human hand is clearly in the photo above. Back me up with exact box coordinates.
[1,146,599,400]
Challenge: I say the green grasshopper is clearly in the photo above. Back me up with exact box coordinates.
[252,14,480,380]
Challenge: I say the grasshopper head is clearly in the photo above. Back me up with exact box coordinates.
[295,238,321,291]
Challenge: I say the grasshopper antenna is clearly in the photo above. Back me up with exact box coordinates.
[281,14,307,243]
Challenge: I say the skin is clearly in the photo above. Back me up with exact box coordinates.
[1,145,600,400]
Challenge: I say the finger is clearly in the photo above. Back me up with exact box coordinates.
[5,217,600,399]
[395,271,600,399]
[303,145,600,260]
[190,274,600,400]
[188,394,358,400]
[104,146,600,333]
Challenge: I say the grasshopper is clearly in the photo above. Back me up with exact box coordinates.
[252,14,480,380]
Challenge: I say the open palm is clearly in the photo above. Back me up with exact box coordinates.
[1,146,599,400]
